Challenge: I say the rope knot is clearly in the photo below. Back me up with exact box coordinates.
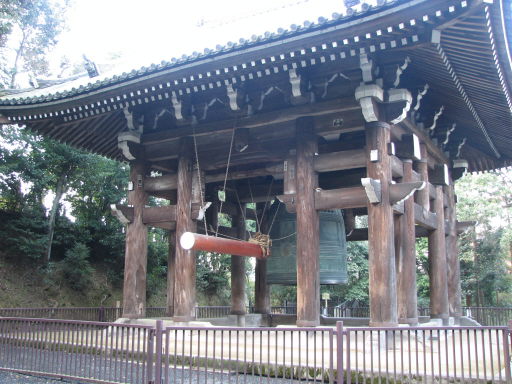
[249,232,272,258]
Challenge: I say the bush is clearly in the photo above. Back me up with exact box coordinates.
[60,243,93,291]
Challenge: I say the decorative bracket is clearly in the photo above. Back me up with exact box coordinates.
[355,84,384,122]
[452,158,468,180]
[456,137,467,158]
[428,105,445,133]
[387,88,412,124]
[171,93,183,120]
[117,131,142,161]
[389,181,426,205]
[123,107,142,133]
[110,204,133,225]
[393,56,411,88]
[413,84,429,113]
[289,69,302,98]
[226,84,239,111]
[361,177,382,204]
[442,123,456,146]
[360,53,374,83]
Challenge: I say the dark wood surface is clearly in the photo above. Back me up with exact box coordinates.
[173,138,196,322]
[366,121,398,327]
[231,203,247,315]
[295,117,320,327]
[428,185,449,323]
[122,161,149,319]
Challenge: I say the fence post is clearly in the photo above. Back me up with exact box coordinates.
[336,321,344,384]
[154,320,163,384]
[505,320,512,382]
[147,326,155,384]
[98,307,105,322]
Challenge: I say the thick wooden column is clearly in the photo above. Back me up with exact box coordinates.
[366,121,398,327]
[445,182,462,322]
[254,202,270,314]
[173,137,196,322]
[231,203,247,315]
[166,231,176,317]
[122,161,149,319]
[295,117,320,327]
[416,144,430,211]
[397,160,419,325]
[428,185,449,324]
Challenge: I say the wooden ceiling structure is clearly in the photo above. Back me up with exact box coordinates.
[0,0,511,327]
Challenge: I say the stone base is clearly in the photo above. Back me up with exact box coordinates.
[398,317,419,326]
[296,319,320,327]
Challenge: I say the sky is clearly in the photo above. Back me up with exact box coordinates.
[50,0,351,75]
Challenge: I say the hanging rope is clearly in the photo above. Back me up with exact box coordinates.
[191,124,209,237]
[215,116,238,237]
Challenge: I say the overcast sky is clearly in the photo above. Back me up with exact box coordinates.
[50,0,351,74]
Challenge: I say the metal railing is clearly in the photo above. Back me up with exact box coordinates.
[2,306,512,326]
[0,317,510,383]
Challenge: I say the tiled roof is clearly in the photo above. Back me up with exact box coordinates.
[0,0,401,106]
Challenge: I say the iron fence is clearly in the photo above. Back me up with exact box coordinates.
[2,306,512,326]
[0,317,511,383]
[463,306,512,326]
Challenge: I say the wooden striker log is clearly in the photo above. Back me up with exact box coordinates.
[180,232,267,259]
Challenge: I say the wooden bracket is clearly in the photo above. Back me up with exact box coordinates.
[361,177,382,204]
[226,84,239,111]
[355,84,384,122]
[110,204,134,224]
[387,88,412,124]
[171,93,183,120]
[394,134,421,160]
[389,181,426,205]
[456,220,475,235]
[117,131,142,161]
[429,164,450,186]
[451,159,468,181]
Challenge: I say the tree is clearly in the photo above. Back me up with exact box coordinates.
[0,0,67,88]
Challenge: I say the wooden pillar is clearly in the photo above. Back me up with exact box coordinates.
[397,160,419,324]
[166,231,176,317]
[122,161,148,319]
[173,137,196,321]
[428,185,449,324]
[445,182,462,322]
[366,121,398,327]
[231,202,247,315]
[295,116,320,327]
[416,144,430,211]
[254,202,270,314]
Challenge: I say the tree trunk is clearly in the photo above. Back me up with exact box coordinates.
[46,174,66,263]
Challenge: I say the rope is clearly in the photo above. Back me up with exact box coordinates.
[271,231,296,242]
[215,117,237,237]
[267,199,282,235]
[248,232,272,257]
[191,124,209,237]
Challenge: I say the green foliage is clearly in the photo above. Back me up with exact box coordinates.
[59,243,93,291]
[196,251,231,304]
[0,0,68,87]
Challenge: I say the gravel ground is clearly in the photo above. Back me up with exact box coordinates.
[0,371,83,383]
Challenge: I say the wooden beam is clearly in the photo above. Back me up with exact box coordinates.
[111,204,133,224]
[456,220,475,235]
[389,181,426,205]
[231,203,247,315]
[254,202,270,314]
[429,164,449,186]
[142,205,176,224]
[414,203,437,230]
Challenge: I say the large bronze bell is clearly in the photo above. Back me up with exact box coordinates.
[267,204,348,285]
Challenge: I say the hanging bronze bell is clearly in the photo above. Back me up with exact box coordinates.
[267,204,348,285]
